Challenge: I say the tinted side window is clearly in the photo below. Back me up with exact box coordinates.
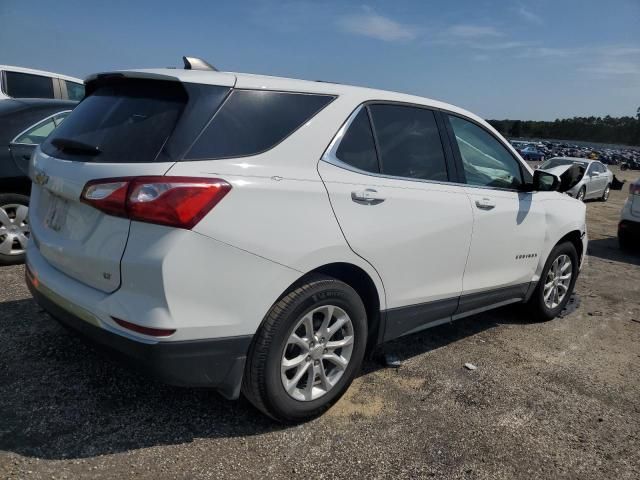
[64,80,85,101]
[369,104,448,181]
[5,72,54,99]
[335,109,379,173]
[448,115,523,189]
[187,90,334,160]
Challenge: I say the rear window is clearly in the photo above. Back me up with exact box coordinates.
[5,71,54,99]
[186,90,335,160]
[42,79,191,163]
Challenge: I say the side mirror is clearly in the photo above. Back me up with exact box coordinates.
[559,164,585,192]
[533,169,560,192]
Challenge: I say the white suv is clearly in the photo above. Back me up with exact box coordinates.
[25,60,587,422]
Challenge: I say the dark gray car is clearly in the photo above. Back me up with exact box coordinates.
[0,98,76,264]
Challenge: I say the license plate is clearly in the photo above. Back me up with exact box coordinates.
[45,195,69,232]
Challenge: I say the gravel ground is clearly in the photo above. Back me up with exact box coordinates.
[1,166,639,479]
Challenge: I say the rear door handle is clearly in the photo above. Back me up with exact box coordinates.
[351,189,385,205]
[475,198,495,210]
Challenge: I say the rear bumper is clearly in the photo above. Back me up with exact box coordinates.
[27,266,252,399]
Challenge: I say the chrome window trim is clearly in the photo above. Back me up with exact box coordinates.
[321,102,531,194]
[10,110,72,146]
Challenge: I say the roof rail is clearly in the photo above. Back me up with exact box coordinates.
[182,56,218,71]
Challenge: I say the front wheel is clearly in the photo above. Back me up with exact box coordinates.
[601,184,610,201]
[576,187,586,202]
[0,193,30,266]
[526,242,579,321]
[242,275,368,422]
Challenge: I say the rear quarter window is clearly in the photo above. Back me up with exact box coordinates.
[186,90,335,160]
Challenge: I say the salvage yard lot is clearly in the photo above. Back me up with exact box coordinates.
[1,166,639,479]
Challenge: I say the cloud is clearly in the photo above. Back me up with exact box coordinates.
[473,41,532,51]
[515,5,543,25]
[445,24,503,39]
[337,12,418,41]
[582,61,640,76]
[598,46,640,56]
[518,47,578,58]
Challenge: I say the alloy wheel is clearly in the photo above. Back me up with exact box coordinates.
[603,186,610,201]
[0,204,29,256]
[281,305,354,401]
[543,254,573,309]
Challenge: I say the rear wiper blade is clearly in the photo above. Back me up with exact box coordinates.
[51,138,101,156]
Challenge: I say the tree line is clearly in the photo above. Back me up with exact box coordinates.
[487,107,640,147]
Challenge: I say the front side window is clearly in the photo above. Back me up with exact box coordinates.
[64,80,85,101]
[369,104,448,181]
[335,109,379,173]
[187,90,334,160]
[448,115,523,190]
[5,71,54,99]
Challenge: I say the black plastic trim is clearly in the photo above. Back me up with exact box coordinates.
[28,280,252,399]
[455,283,529,317]
[381,282,534,342]
[383,297,458,341]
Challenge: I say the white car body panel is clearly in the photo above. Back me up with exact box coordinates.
[29,151,173,292]
[318,160,473,308]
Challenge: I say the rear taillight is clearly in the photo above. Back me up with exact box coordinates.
[81,176,231,229]
[630,183,640,196]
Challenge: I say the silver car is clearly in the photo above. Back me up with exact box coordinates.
[539,157,613,201]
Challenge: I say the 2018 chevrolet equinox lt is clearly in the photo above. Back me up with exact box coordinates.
[25,58,587,422]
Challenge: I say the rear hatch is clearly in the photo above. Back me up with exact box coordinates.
[29,73,233,292]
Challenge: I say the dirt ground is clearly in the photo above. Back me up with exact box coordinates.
[1,166,639,479]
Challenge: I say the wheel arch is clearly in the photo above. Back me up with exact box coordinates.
[281,262,385,354]
[556,230,584,262]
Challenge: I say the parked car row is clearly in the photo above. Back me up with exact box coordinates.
[510,138,640,167]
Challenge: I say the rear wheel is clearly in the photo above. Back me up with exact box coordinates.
[601,184,610,201]
[0,194,30,266]
[242,274,368,422]
[526,242,578,321]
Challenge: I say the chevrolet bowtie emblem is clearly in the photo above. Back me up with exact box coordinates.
[33,169,49,186]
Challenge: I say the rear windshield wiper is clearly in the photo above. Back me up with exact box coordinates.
[51,138,101,156]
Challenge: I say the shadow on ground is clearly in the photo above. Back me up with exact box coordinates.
[587,237,640,266]
[0,296,529,460]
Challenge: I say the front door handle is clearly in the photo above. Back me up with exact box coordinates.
[351,189,385,205]
[475,198,495,210]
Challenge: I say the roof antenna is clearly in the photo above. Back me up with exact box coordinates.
[182,56,218,71]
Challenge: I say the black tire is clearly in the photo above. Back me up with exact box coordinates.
[576,186,586,202]
[242,274,368,423]
[526,242,579,322]
[618,230,631,251]
[601,184,611,202]
[0,193,30,266]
